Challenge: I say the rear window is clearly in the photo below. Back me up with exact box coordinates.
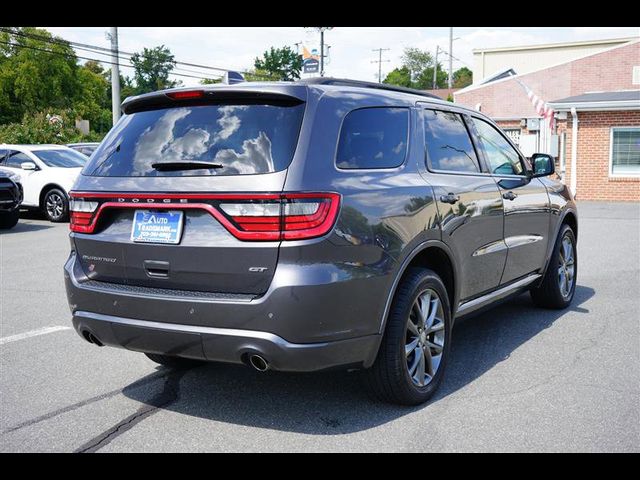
[336,107,409,169]
[84,103,305,177]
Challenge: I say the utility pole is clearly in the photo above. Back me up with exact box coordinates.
[309,27,333,77]
[371,48,390,83]
[107,27,121,125]
[433,46,440,89]
[448,27,453,89]
[320,29,325,76]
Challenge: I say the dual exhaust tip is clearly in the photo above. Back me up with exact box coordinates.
[82,329,270,371]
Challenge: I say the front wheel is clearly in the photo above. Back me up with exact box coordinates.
[43,188,69,222]
[364,268,452,406]
[530,224,577,309]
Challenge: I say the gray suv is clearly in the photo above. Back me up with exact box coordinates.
[64,78,578,405]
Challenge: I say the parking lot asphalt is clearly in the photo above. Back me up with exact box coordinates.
[1,202,638,452]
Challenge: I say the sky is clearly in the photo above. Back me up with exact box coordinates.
[44,27,639,86]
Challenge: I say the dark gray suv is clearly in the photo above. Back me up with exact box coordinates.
[64,78,578,405]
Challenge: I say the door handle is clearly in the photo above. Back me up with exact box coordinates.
[502,191,517,201]
[440,193,460,204]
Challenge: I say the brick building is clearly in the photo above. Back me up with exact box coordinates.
[455,38,640,201]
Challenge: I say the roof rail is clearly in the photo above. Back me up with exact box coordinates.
[298,77,441,100]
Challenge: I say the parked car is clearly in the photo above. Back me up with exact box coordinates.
[0,170,23,229]
[64,79,578,405]
[67,142,100,157]
[0,144,87,222]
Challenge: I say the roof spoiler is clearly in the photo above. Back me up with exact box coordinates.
[121,87,306,115]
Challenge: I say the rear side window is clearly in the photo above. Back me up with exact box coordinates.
[424,110,480,173]
[336,107,409,169]
[32,149,87,168]
[84,103,305,177]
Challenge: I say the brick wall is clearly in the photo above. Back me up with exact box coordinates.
[455,41,640,119]
[564,111,640,202]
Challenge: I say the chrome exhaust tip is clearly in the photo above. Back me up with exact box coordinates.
[248,354,269,372]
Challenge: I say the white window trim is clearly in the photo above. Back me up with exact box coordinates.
[609,126,640,178]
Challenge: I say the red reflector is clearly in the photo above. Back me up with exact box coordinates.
[166,90,205,100]
[70,211,95,232]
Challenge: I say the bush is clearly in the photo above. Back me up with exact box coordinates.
[0,110,104,144]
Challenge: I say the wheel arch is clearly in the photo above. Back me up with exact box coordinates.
[365,240,459,369]
[538,207,578,285]
[378,240,459,334]
[39,183,68,209]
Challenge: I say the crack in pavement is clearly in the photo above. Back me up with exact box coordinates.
[2,370,169,435]
[74,367,190,453]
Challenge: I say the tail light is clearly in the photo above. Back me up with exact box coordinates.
[69,192,341,241]
[69,198,99,233]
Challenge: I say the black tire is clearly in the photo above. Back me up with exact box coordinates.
[364,268,453,406]
[0,210,19,229]
[43,188,69,222]
[144,353,204,369]
[530,224,577,309]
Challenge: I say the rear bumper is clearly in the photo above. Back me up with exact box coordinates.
[64,250,388,371]
[72,311,379,372]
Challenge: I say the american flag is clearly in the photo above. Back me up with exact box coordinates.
[516,80,555,132]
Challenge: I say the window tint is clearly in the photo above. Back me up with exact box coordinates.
[84,103,305,177]
[471,118,525,175]
[33,149,87,168]
[336,107,409,169]
[424,110,479,173]
[611,127,640,175]
[0,149,7,163]
[4,151,32,168]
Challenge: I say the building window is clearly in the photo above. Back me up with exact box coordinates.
[503,128,521,146]
[610,127,640,176]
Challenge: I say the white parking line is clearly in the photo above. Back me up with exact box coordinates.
[0,326,72,346]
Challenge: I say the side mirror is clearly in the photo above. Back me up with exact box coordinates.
[21,161,37,171]
[530,153,555,177]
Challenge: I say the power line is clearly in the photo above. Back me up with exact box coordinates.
[0,27,275,80]
[0,40,223,82]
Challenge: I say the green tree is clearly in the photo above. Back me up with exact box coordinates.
[453,67,473,88]
[200,77,222,85]
[254,46,302,81]
[383,67,412,87]
[415,65,448,90]
[75,63,111,134]
[129,45,179,93]
[0,27,80,124]
[401,47,433,83]
[382,47,448,89]
[0,110,101,144]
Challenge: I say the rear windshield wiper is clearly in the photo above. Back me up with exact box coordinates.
[151,161,224,172]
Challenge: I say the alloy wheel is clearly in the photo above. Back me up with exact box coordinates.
[405,288,446,387]
[558,235,575,299]
[46,192,64,220]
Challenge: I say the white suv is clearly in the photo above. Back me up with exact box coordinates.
[0,144,88,222]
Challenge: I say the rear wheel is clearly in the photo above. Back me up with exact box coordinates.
[530,224,577,309]
[0,210,19,229]
[365,268,452,406]
[144,353,204,369]
[43,188,68,222]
